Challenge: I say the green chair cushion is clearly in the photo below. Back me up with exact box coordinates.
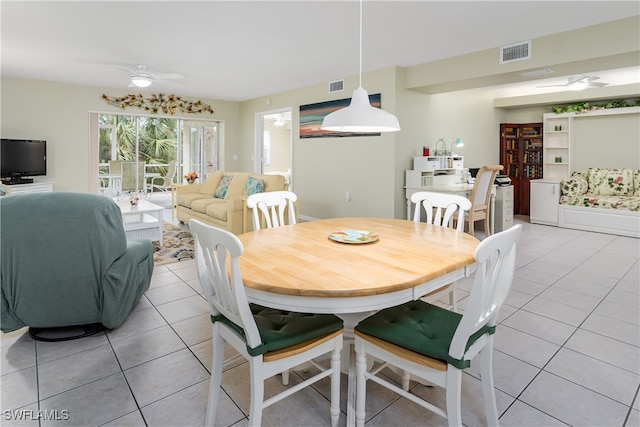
[213,304,343,356]
[355,300,495,369]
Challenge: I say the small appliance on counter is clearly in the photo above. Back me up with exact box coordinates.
[495,175,512,186]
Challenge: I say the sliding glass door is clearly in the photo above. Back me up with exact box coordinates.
[94,113,220,197]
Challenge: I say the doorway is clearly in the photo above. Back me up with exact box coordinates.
[254,107,293,189]
[182,120,220,182]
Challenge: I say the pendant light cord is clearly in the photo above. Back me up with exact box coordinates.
[359,0,363,88]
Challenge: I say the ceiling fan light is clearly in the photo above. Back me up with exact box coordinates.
[321,87,400,133]
[131,76,152,87]
[570,80,588,91]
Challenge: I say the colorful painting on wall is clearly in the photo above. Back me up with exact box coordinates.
[299,93,382,138]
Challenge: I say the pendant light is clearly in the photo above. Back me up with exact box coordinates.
[321,0,400,133]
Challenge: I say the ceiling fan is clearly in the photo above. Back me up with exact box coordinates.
[538,75,608,91]
[115,64,184,88]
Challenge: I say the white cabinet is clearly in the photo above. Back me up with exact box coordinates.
[494,185,514,232]
[6,182,53,194]
[530,180,560,225]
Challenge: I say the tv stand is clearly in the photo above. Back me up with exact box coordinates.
[4,178,34,185]
[5,181,53,194]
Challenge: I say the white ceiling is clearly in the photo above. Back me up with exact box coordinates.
[2,1,639,101]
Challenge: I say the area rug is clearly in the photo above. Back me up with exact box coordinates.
[153,222,194,265]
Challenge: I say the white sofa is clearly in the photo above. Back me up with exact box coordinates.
[558,167,640,237]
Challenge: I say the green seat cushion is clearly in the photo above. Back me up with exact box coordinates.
[213,304,343,357]
[355,300,495,369]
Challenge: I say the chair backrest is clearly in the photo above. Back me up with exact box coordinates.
[449,224,522,360]
[109,160,122,175]
[246,190,297,230]
[162,160,177,187]
[470,165,502,209]
[410,191,472,231]
[189,219,262,348]
[121,161,146,192]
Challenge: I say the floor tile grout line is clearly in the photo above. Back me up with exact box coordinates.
[499,398,568,426]
[34,337,42,427]
[623,384,640,427]
[104,327,150,426]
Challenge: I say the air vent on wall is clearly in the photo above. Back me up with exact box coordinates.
[500,41,531,64]
[329,80,344,93]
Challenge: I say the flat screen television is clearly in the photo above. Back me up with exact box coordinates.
[1,138,47,184]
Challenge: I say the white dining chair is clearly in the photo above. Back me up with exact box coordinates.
[354,224,521,427]
[189,219,343,427]
[245,189,298,385]
[410,191,472,312]
[246,190,297,231]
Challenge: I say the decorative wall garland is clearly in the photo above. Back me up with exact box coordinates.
[102,93,214,115]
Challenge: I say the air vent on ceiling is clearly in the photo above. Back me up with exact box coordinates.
[329,80,344,93]
[500,41,531,64]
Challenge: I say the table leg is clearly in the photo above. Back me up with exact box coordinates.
[335,311,375,427]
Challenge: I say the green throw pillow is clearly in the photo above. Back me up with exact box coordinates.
[214,175,233,199]
[244,176,265,196]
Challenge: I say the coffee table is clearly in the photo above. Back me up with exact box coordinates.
[116,200,163,245]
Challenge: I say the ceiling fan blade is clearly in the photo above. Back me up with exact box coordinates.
[538,75,607,89]
[566,75,588,85]
[115,65,137,74]
[152,72,184,80]
[537,83,567,88]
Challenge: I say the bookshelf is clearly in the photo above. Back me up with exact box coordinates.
[499,122,543,215]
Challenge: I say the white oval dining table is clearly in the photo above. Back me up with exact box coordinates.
[237,217,479,427]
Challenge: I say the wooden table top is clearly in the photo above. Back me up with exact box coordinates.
[237,217,479,298]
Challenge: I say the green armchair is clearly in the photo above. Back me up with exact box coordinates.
[1,192,153,335]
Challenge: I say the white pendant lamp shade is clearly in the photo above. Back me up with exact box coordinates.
[321,86,400,132]
[321,0,400,133]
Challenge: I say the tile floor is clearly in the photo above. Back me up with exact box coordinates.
[1,214,639,427]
